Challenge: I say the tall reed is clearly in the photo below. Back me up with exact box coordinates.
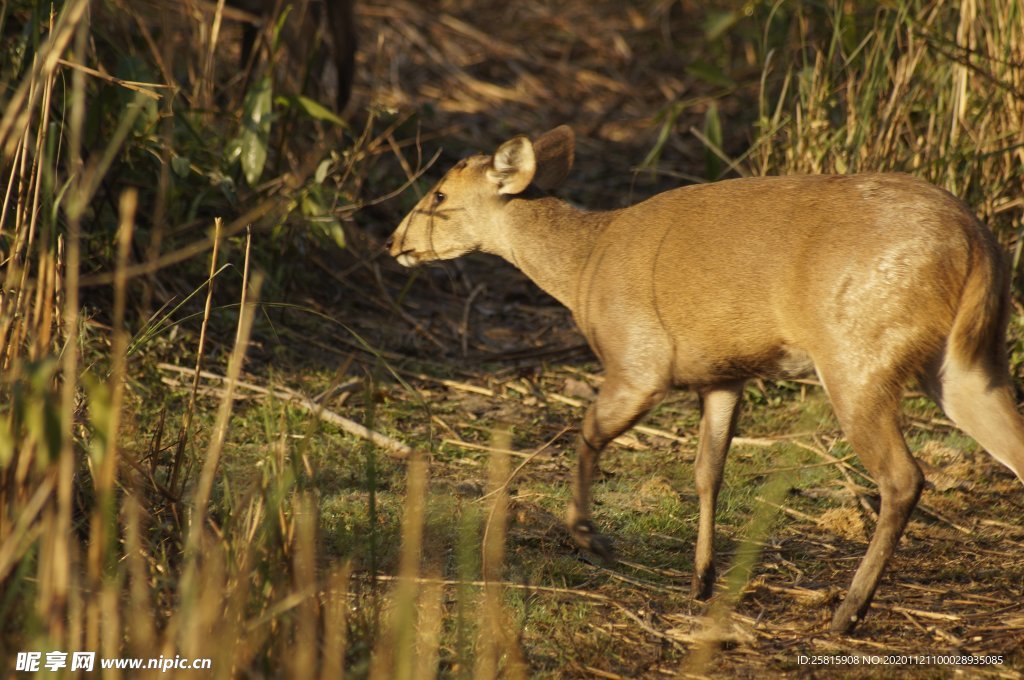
[750,0,1023,240]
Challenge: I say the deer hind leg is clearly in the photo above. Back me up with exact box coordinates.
[923,353,1024,484]
[568,376,666,562]
[692,381,744,600]
[822,373,924,634]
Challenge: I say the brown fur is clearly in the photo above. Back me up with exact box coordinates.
[386,127,1024,635]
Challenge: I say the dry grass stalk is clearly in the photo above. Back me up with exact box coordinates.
[292,493,319,679]
[187,236,258,534]
[175,243,261,662]
[320,563,353,680]
[0,0,90,157]
[475,428,528,680]
[122,496,157,658]
[37,5,93,649]
[85,188,136,663]
[413,577,445,680]
[173,217,223,494]
[198,0,227,114]
[370,451,434,680]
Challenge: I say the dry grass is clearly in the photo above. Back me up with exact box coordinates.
[1,0,1023,677]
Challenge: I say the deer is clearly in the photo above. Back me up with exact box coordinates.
[385,125,1024,634]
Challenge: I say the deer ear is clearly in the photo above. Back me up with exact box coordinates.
[531,125,574,191]
[487,136,536,195]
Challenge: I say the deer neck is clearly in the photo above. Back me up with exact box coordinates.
[485,197,608,313]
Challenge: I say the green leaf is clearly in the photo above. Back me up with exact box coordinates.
[685,60,736,89]
[704,10,739,41]
[171,154,191,178]
[315,158,332,185]
[324,220,346,249]
[703,102,723,180]
[22,360,61,466]
[301,190,346,249]
[83,372,112,467]
[271,5,294,53]
[294,95,347,127]
[0,415,12,470]
[239,75,274,186]
[641,100,689,169]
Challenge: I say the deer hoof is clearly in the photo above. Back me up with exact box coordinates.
[570,519,616,564]
[829,607,861,635]
[691,565,716,600]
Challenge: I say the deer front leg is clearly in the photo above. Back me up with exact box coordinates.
[568,376,665,562]
[691,381,744,599]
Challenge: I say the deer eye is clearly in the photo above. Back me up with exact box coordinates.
[433,191,446,205]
